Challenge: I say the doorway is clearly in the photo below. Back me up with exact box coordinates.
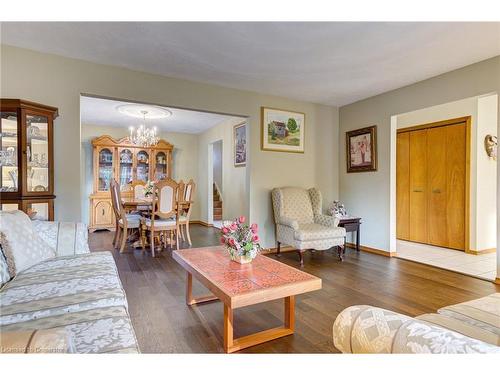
[396,117,470,251]
[390,94,498,281]
[212,140,223,228]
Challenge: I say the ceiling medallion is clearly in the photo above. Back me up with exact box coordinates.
[116,104,172,119]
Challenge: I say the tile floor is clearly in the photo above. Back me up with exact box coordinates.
[396,240,497,281]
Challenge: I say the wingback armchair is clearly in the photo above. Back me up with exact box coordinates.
[271,187,346,265]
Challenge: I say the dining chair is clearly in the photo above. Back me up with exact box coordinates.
[178,179,196,245]
[110,179,143,252]
[142,178,180,257]
[128,180,149,212]
[177,180,186,242]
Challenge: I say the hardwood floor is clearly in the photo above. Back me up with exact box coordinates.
[89,225,500,353]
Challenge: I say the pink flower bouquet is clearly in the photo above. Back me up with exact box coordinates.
[220,216,261,264]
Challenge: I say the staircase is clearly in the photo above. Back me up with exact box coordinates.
[213,183,223,221]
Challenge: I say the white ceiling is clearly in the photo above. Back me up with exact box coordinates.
[80,96,236,134]
[2,22,500,106]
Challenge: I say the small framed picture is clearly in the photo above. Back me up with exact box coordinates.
[261,107,305,153]
[346,125,377,173]
[234,122,246,167]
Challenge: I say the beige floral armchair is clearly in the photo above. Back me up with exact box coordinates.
[271,187,346,265]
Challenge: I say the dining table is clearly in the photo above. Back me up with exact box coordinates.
[121,197,152,248]
[121,196,189,250]
[122,196,153,212]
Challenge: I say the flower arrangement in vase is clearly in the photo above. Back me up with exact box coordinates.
[220,216,261,264]
[143,180,156,198]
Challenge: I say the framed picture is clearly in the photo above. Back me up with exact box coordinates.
[346,125,377,173]
[233,122,246,167]
[261,107,305,153]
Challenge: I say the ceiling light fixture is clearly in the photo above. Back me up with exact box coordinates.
[128,110,159,147]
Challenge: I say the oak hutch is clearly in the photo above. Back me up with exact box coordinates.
[89,135,173,231]
[0,99,58,220]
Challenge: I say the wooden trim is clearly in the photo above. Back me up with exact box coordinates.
[464,116,471,253]
[396,116,471,134]
[91,135,173,150]
[495,277,500,285]
[266,245,295,254]
[346,242,397,257]
[466,248,496,255]
[190,220,213,227]
[0,99,59,118]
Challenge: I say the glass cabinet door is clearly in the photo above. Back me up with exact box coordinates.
[118,148,133,190]
[1,203,19,211]
[26,114,50,193]
[1,112,18,193]
[154,151,167,180]
[136,150,150,182]
[24,201,50,220]
[98,148,114,191]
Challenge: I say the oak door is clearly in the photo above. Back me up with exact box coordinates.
[427,126,447,247]
[396,119,467,251]
[93,199,114,227]
[409,129,428,243]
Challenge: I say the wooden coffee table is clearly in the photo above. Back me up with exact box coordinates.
[173,246,322,353]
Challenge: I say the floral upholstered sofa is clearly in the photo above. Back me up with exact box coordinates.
[333,294,500,354]
[0,210,139,353]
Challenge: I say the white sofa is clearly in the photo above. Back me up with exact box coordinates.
[333,294,500,354]
[0,211,139,353]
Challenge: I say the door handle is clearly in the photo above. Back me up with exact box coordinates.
[102,209,105,216]
[413,189,423,193]
[432,189,441,193]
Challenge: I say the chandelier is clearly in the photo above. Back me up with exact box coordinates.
[128,110,159,147]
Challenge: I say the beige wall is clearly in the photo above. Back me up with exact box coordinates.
[1,44,340,249]
[476,94,498,251]
[339,56,500,254]
[81,124,200,226]
[197,117,247,223]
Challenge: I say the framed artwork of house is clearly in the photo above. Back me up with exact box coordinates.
[346,125,377,173]
[261,107,305,153]
[234,122,246,167]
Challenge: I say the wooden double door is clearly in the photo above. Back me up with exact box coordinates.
[396,118,469,251]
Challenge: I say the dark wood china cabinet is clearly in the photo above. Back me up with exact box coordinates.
[0,99,58,220]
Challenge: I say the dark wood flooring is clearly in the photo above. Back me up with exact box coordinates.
[89,225,499,353]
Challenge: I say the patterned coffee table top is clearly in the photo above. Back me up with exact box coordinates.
[173,246,321,307]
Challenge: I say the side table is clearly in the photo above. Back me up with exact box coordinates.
[338,217,361,252]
